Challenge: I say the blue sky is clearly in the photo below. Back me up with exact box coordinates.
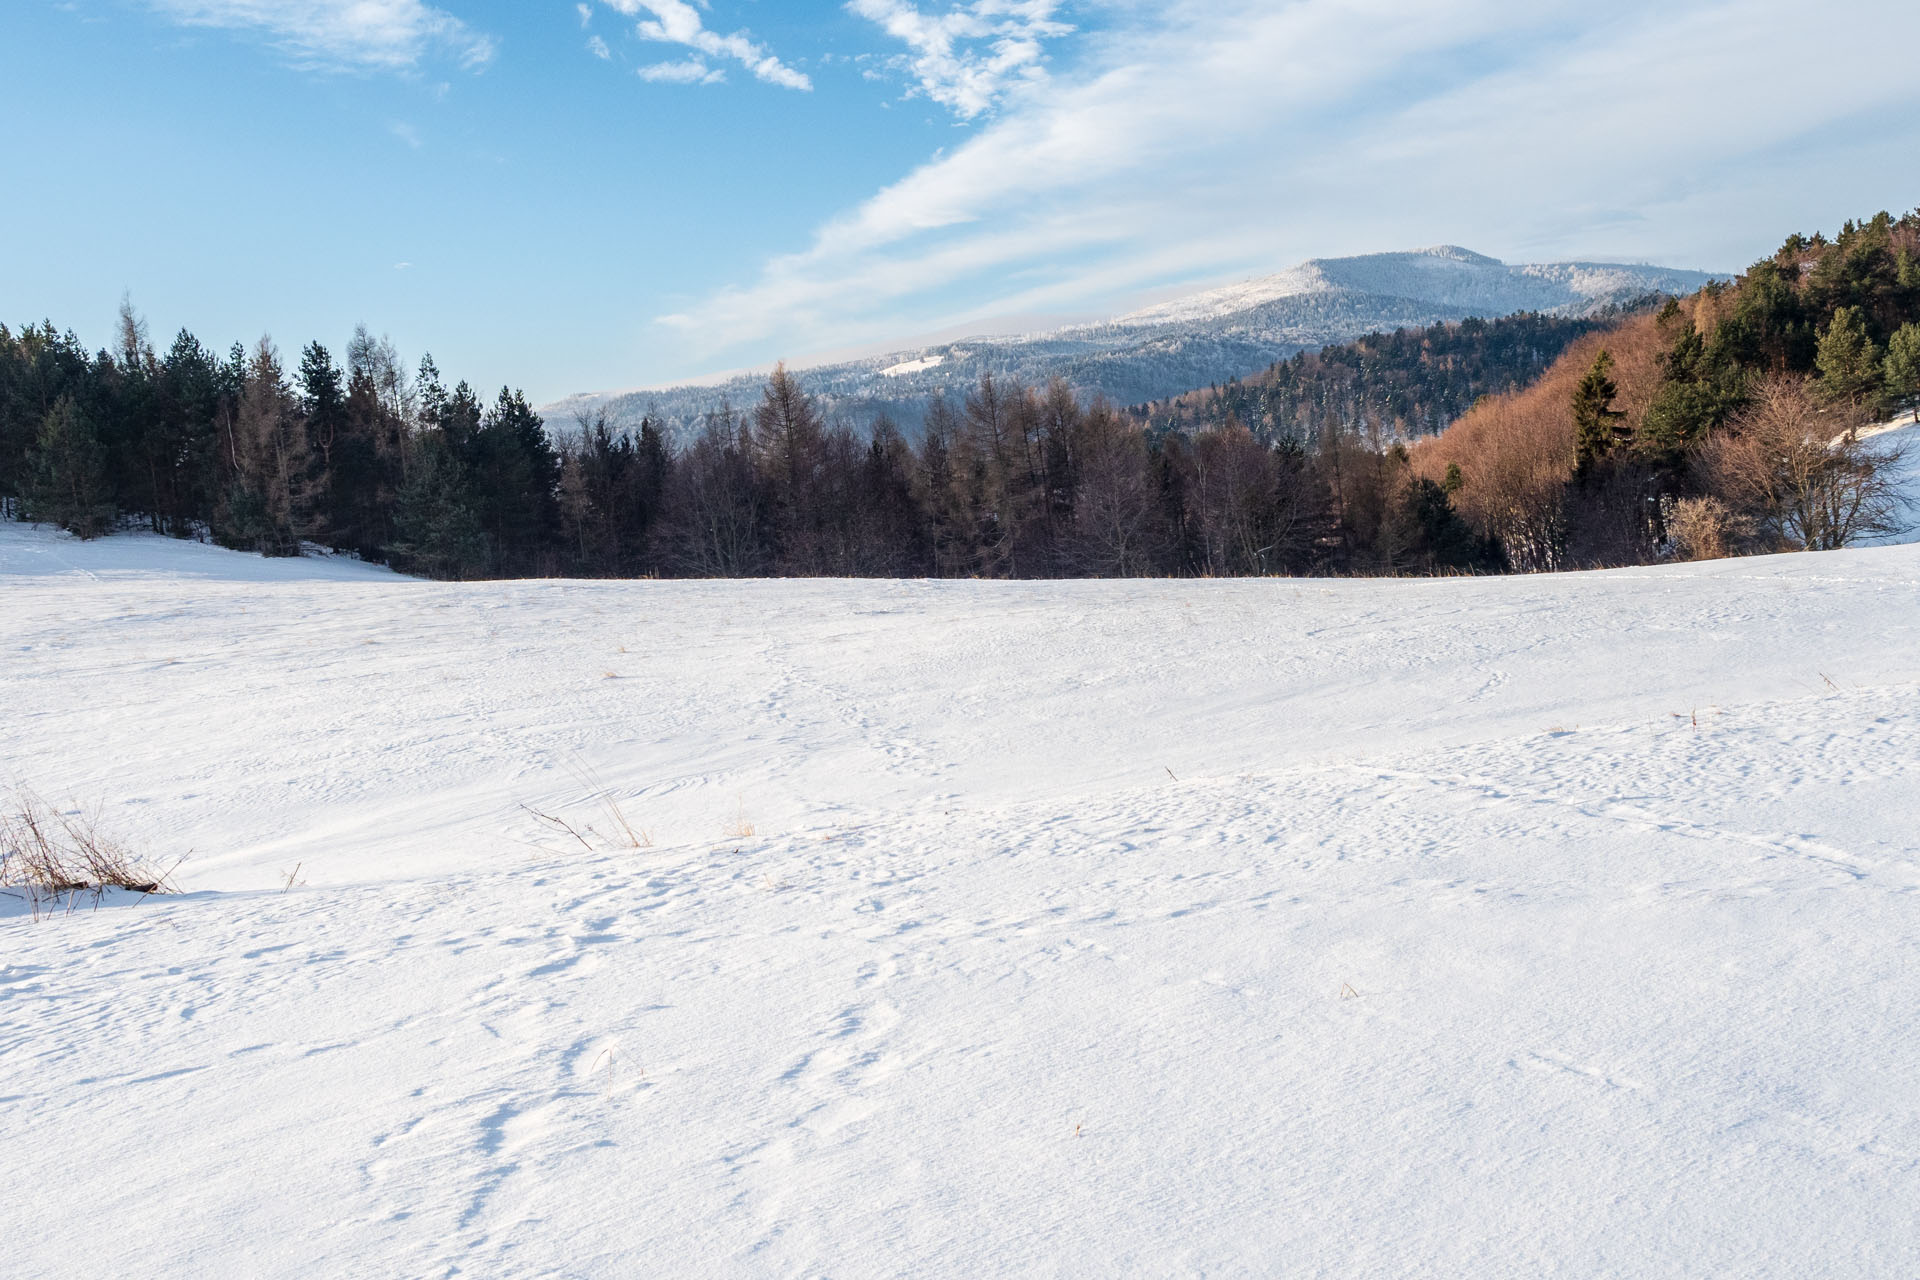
[3,1,1917,404]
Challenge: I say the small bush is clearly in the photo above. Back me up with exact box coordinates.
[1663,495,1753,561]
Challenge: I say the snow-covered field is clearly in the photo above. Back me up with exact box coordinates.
[3,496,1919,1276]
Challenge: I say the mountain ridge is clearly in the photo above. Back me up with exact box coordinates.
[547,247,1721,437]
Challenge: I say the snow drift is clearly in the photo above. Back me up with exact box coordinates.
[2,517,1917,1277]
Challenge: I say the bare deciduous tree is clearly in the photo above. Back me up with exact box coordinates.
[1067,403,1156,576]
[1699,376,1907,551]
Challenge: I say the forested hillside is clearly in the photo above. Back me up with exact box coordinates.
[3,213,1913,581]
[1414,211,1920,569]
[1136,309,1632,441]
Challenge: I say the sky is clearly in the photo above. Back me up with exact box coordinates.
[3,1,1917,404]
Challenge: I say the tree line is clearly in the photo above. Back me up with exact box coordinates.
[0,309,1501,578]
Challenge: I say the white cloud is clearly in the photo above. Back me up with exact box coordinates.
[388,120,422,148]
[147,0,495,70]
[598,0,810,91]
[587,34,611,59]
[639,57,724,85]
[847,0,1071,118]
[663,0,1920,360]
[577,3,592,27]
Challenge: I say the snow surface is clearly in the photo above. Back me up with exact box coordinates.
[3,509,1919,1277]
[880,355,946,377]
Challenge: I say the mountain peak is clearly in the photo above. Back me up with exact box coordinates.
[1410,244,1505,264]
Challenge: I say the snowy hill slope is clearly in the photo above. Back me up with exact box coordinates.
[549,247,1718,438]
[3,521,1918,1276]
[1112,244,1708,327]
[1864,417,1920,545]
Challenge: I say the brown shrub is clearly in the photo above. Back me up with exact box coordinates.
[1662,496,1753,560]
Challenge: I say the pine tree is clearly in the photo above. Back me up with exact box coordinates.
[1392,475,1497,573]
[299,341,347,541]
[1814,305,1883,411]
[1885,322,1920,423]
[1571,349,1626,480]
[467,387,558,575]
[299,342,344,454]
[1640,322,1748,465]
[148,329,222,535]
[26,396,115,537]
[390,439,487,579]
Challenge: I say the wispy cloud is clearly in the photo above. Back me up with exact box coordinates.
[847,0,1071,119]
[146,0,495,71]
[661,0,1920,362]
[388,120,422,148]
[596,1,810,91]
[639,57,724,85]
[587,34,611,60]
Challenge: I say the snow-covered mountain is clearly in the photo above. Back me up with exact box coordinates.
[1115,246,1710,326]
[547,247,1720,437]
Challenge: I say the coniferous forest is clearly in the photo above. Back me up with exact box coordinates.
[4,211,1916,580]
[1137,308,1629,441]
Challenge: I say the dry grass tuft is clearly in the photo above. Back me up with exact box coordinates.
[523,758,653,853]
[0,787,180,906]
[725,799,756,840]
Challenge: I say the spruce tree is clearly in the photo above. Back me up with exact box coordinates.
[1814,305,1883,412]
[299,342,344,457]
[1571,349,1625,480]
[468,387,559,575]
[151,329,221,534]
[391,440,487,579]
[1885,322,1920,422]
[299,341,347,542]
[26,396,115,537]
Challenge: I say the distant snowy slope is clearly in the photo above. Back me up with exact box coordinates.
[3,525,1917,1277]
[1114,245,1713,328]
[552,247,1719,437]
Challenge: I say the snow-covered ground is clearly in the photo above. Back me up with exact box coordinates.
[3,498,1918,1275]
